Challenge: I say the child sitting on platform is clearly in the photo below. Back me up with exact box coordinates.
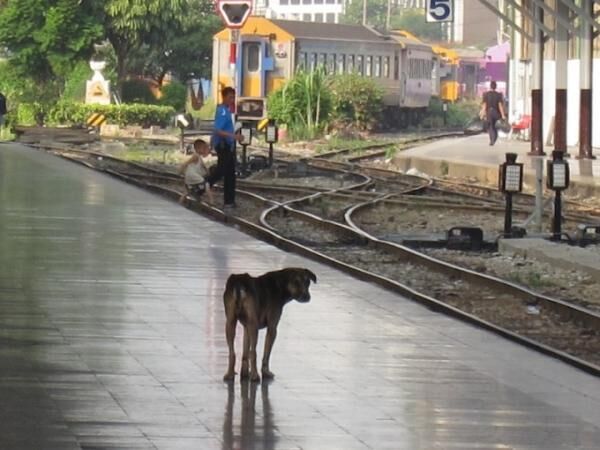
[178,139,214,205]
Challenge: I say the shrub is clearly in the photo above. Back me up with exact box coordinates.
[14,102,46,126]
[63,61,93,102]
[268,68,332,140]
[159,81,187,111]
[47,101,175,128]
[329,74,383,130]
[427,97,480,128]
[121,79,157,104]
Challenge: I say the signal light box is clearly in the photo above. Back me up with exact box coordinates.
[216,0,253,29]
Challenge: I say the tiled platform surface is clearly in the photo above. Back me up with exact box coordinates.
[1,143,600,450]
[395,134,600,195]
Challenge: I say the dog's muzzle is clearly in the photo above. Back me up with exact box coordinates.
[298,293,311,303]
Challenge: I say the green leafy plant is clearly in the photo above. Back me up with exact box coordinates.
[268,67,332,140]
[159,81,187,111]
[46,101,175,127]
[329,73,383,130]
[121,79,157,104]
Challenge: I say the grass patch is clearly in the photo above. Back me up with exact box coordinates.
[507,271,552,289]
[314,137,387,153]
[117,143,186,166]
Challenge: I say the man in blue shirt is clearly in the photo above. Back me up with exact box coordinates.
[206,86,241,208]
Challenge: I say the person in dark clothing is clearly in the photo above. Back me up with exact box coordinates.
[0,92,7,133]
[206,86,242,209]
[480,80,506,146]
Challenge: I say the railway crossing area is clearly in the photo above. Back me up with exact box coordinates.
[1,142,600,449]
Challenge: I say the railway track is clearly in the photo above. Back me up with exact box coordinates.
[40,145,600,376]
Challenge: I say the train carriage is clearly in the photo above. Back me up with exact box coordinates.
[212,17,435,126]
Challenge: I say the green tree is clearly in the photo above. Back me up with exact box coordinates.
[0,0,103,84]
[390,8,444,41]
[341,0,388,30]
[342,2,443,40]
[103,0,189,92]
[127,0,221,85]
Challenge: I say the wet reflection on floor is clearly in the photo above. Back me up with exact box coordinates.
[223,381,276,450]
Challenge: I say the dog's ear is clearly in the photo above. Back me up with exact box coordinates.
[304,269,317,284]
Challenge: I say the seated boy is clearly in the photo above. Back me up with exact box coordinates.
[178,139,214,205]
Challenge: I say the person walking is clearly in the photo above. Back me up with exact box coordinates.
[480,80,506,146]
[206,86,242,210]
[0,91,7,136]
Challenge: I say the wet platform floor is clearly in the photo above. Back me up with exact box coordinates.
[1,143,599,450]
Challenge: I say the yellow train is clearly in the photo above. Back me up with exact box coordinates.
[212,18,481,125]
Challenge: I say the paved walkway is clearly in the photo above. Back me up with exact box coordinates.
[396,134,600,193]
[1,143,600,450]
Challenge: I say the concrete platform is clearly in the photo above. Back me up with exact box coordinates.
[1,142,600,450]
[499,238,600,281]
[394,133,600,197]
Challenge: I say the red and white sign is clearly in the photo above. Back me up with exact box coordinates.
[216,0,253,29]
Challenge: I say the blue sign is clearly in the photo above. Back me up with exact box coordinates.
[426,0,454,23]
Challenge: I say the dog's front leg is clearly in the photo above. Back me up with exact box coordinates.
[240,327,250,379]
[223,319,237,381]
[247,325,260,382]
[261,326,277,379]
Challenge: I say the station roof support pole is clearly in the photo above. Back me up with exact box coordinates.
[554,0,569,155]
[529,0,546,156]
[476,0,534,41]
[578,0,595,159]
[528,0,580,34]
[561,0,600,32]
[504,0,556,37]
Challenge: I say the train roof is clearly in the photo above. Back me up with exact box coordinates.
[270,19,389,43]
[386,32,434,52]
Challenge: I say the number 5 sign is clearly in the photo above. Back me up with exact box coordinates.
[426,0,454,22]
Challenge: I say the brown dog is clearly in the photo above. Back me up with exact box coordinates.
[222,267,317,382]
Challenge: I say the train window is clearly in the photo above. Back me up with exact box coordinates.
[310,53,318,70]
[347,55,354,73]
[291,0,300,4]
[315,12,323,21]
[303,13,311,21]
[326,13,335,22]
[319,53,327,69]
[326,0,335,3]
[246,43,260,73]
[383,56,390,78]
[315,0,323,4]
[298,52,307,71]
[329,55,336,74]
[302,0,311,3]
[337,54,345,74]
[365,56,372,77]
[374,56,381,77]
[280,0,288,3]
[394,52,399,80]
[356,55,364,75]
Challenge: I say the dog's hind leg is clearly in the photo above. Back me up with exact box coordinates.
[240,327,250,379]
[247,325,260,382]
[223,318,237,381]
[261,326,277,379]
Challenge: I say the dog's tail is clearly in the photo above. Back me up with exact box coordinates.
[225,273,253,308]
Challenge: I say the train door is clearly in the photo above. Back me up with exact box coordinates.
[237,38,273,120]
[241,41,262,98]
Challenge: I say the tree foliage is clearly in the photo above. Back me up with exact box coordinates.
[0,0,103,83]
[126,0,221,85]
[341,1,443,41]
[0,0,220,110]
